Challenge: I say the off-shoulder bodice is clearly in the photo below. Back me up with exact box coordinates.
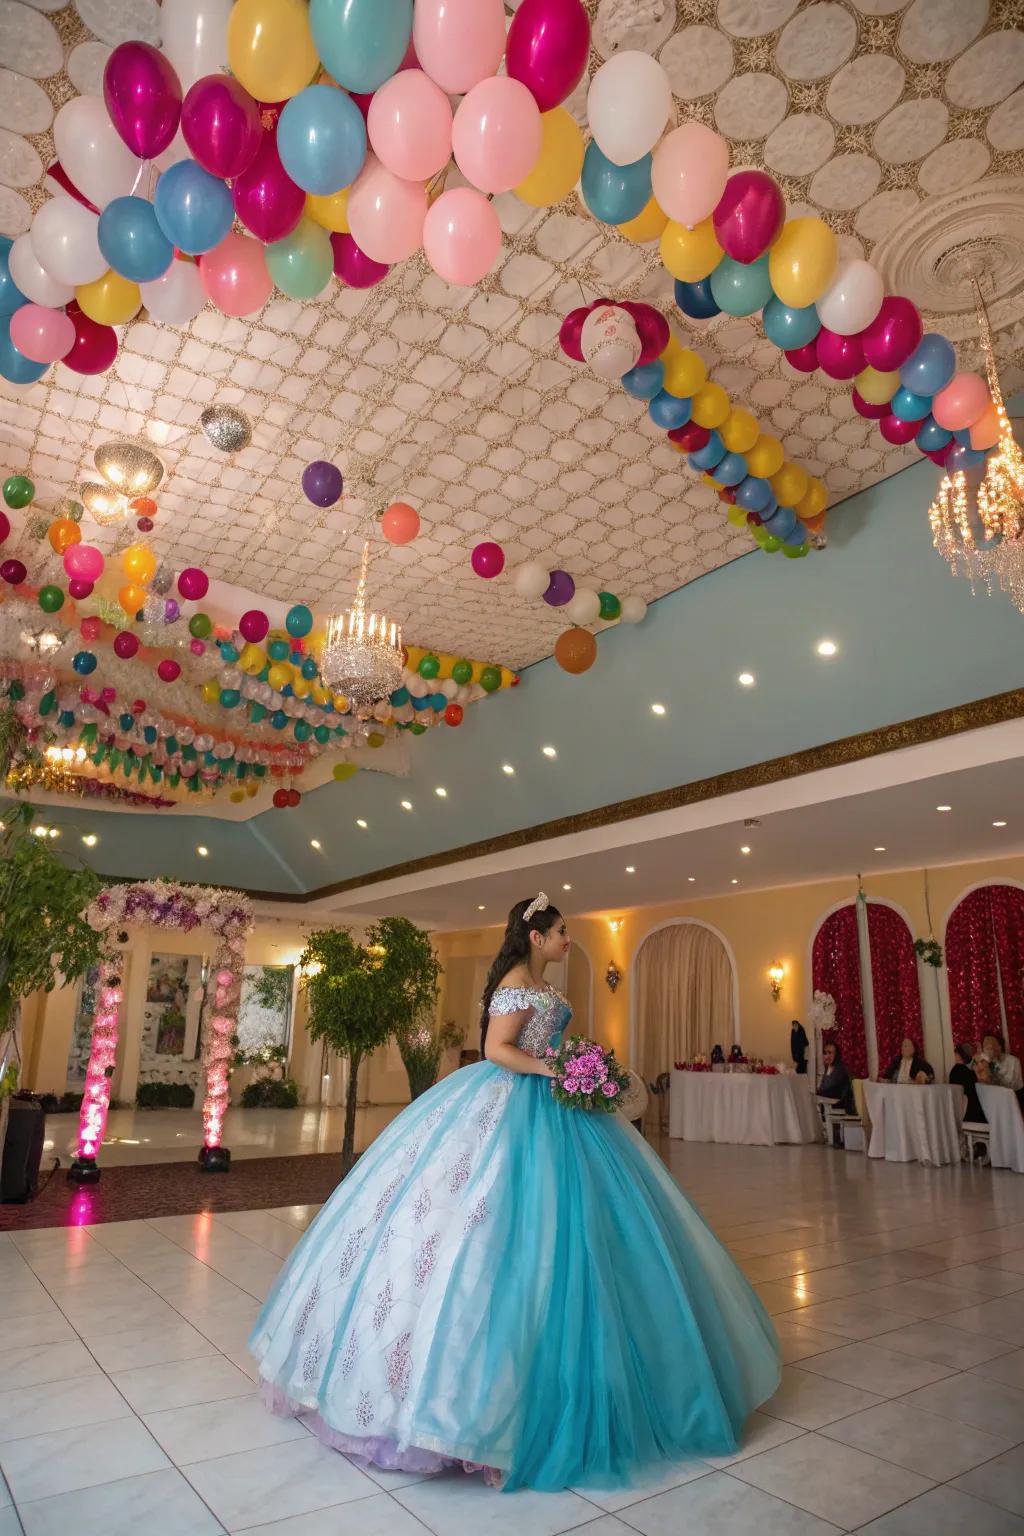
[489,984,572,1058]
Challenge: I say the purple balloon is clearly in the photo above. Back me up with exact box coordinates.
[232,132,304,243]
[331,231,389,288]
[302,459,343,507]
[1,558,27,585]
[506,0,590,112]
[164,597,180,623]
[712,171,785,265]
[543,569,575,606]
[181,74,263,181]
[103,42,182,161]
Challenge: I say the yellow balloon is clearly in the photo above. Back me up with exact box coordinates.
[515,107,584,208]
[367,731,385,748]
[245,779,260,797]
[720,408,759,454]
[617,194,668,245]
[770,461,810,508]
[229,788,245,803]
[796,477,828,521]
[660,218,722,283]
[267,662,292,691]
[227,0,318,101]
[332,761,357,782]
[768,217,838,309]
[305,188,349,233]
[202,679,221,704]
[854,365,899,406]
[311,682,329,706]
[75,270,141,326]
[238,642,266,675]
[291,674,311,699]
[727,504,748,528]
[661,339,707,397]
[745,433,785,478]
[690,381,730,429]
[121,543,156,584]
[332,692,350,713]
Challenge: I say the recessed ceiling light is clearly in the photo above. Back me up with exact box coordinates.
[400,799,413,811]
[356,818,368,829]
[816,639,837,657]
[197,845,208,857]
[626,865,635,874]
[993,820,1007,827]
[738,672,755,687]
[731,878,739,884]
[435,786,447,798]
[687,876,695,882]
[936,805,951,812]
[874,846,886,852]
[478,904,486,911]
[310,839,321,850]
[82,834,97,847]
[502,764,515,776]
[740,845,751,854]
[542,745,557,758]
[651,702,666,715]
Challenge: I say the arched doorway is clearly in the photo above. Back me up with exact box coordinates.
[946,884,1024,1057]
[632,921,737,1083]
[811,901,922,1080]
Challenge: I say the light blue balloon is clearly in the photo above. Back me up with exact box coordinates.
[431,693,446,712]
[153,159,234,255]
[890,386,931,422]
[0,237,26,318]
[952,427,973,446]
[783,523,807,547]
[916,415,952,453]
[581,141,652,225]
[736,475,773,511]
[763,505,797,541]
[98,196,173,282]
[648,389,691,430]
[622,360,664,400]
[412,694,432,711]
[948,443,986,472]
[709,254,773,318]
[309,0,412,93]
[714,451,748,487]
[899,332,956,398]
[278,85,367,196]
[0,317,48,384]
[763,296,820,350]
[687,430,725,472]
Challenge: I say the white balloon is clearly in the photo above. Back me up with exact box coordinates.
[8,233,74,307]
[815,258,884,338]
[31,198,106,287]
[587,51,673,167]
[407,673,429,697]
[53,96,142,211]
[513,559,550,600]
[140,259,205,324]
[440,677,459,700]
[581,304,642,380]
[566,587,600,625]
[620,594,648,624]
[161,0,232,90]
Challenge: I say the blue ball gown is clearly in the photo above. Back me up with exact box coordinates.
[250,984,781,1492]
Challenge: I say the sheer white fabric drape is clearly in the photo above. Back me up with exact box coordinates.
[635,924,735,1082]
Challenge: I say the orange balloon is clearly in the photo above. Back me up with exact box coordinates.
[119,582,146,615]
[801,511,827,535]
[48,517,82,554]
[121,543,157,583]
[129,496,157,519]
[381,501,420,545]
[554,627,597,675]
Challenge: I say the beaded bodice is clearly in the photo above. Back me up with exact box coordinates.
[490,985,572,1058]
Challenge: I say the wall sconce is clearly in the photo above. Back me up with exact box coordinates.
[768,961,785,1002]
[608,918,624,934]
[605,961,621,993]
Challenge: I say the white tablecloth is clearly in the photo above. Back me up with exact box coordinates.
[977,1083,1024,1174]
[669,1071,821,1145]
[863,1082,964,1167]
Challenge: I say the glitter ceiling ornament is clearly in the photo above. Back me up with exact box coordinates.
[321,539,404,710]
[200,404,253,453]
[79,480,128,525]
[94,439,166,496]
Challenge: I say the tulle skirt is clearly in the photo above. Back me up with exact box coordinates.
[249,1061,780,1492]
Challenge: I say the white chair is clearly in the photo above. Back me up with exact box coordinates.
[821,1079,865,1150]
[961,1119,991,1163]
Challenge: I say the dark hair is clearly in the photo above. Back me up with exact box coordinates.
[824,1039,842,1061]
[983,1030,1005,1051]
[480,898,563,1051]
[955,1042,974,1065]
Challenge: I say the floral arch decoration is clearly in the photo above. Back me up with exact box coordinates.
[70,880,253,1183]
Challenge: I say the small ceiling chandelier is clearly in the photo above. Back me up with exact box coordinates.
[94,439,165,496]
[320,540,404,710]
[929,280,1024,612]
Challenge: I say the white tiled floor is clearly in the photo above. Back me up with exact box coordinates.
[2,1141,1024,1534]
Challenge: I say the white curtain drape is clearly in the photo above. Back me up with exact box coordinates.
[635,924,735,1082]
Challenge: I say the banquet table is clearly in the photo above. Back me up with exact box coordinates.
[669,1070,821,1145]
[977,1083,1024,1174]
[863,1082,964,1167]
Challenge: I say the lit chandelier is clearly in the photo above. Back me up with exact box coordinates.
[929,280,1024,612]
[320,540,404,710]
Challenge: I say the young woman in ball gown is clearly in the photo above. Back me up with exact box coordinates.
[251,895,780,1492]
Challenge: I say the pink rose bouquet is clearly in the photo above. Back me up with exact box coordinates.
[547,1034,630,1113]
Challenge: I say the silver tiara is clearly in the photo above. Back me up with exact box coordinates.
[523,892,549,923]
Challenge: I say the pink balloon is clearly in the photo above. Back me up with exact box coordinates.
[932,371,990,431]
[64,543,104,582]
[422,187,501,286]
[471,540,505,578]
[924,442,953,467]
[232,132,304,242]
[239,608,269,643]
[879,411,919,446]
[861,295,922,372]
[621,302,669,367]
[103,42,182,160]
[851,387,889,420]
[452,77,542,195]
[181,74,263,180]
[969,400,1001,450]
[9,303,75,363]
[79,615,101,640]
[200,231,272,316]
[367,70,452,183]
[816,327,865,381]
[559,304,591,362]
[712,170,785,265]
[347,155,427,264]
[413,0,506,95]
[330,231,390,288]
[651,124,729,229]
[785,339,819,373]
[506,0,590,111]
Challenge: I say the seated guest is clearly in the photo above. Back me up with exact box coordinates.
[977,1031,1023,1095]
[817,1041,855,1115]
[949,1042,985,1124]
[882,1035,935,1084]
[710,1043,725,1064]
[790,1019,809,1075]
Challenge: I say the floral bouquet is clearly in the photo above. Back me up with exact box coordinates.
[546,1035,630,1112]
[753,1063,779,1075]
[676,1057,711,1072]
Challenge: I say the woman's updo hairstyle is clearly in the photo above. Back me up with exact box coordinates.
[479,896,562,1051]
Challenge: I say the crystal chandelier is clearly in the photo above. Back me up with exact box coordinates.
[320,540,404,710]
[929,280,1024,612]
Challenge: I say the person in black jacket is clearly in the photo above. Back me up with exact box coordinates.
[882,1036,935,1084]
[790,1019,809,1075]
[817,1041,855,1114]
[950,1041,985,1124]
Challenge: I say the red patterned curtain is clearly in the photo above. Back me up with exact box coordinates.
[812,905,868,1077]
[867,903,923,1071]
[990,887,1024,1057]
[949,886,1024,1057]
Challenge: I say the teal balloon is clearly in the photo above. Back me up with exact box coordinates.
[219,642,239,662]
[890,386,931,422]
[687,430,725,471]
[278,85,367,195]
[266,218,333,299]
[709,254,773,318]
[763,297,820,349]
[271,709,288,729]
[268,638,290,661]
[0,317,47,384]
[153,159,234,255]
[714,452,748,487]
[314,725,330,744]
[293,719,312,742]
[220,688,241,708]
[916,415,951,453]
[581,141,652,224]
[0,237,26,318]
[286,603,313,637]
[98,196,174,282]
[309,0,412,92]
[301,655,318,679]
[622,360,664,400]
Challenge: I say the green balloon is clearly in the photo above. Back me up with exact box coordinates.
[763,534,782,553]
[3,474,34,509]
[410,721,427,735]
[38,690,55,716]
[38,584,64,614]
[265,218,333,300]
[268,638,290,661]
[480,665,501,694]
[783,542,809,559]
[314,725,329,744]
[189,612,212,639]
[293,720,312,742]
[451,659,472,685]
[418,654,440,680]
[598,591,621,621]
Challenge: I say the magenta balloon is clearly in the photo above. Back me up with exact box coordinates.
[177,565,209,600]
[621,302,669,367]
[103,42,182,160]
[239,608,269,643]
[712,170,785,265]
[558,304,591,362]
[784,339,818,373]
[64,543,105,582]
[816,327,865,381]
[851,387,889,420]
[471,540,505,578]
[330,231,390,288]
[879,411,919,446]
[68,578,93,600]
[232,132,305,242]
[861,295,922,372]
[181,74,263,180]
[113,629,139,659]
[1,559,27,585]
[505,0,590,111]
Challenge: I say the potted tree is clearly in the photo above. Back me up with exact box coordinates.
[300,917,440,1176]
